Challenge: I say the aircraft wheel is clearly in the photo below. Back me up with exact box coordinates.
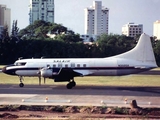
[71,81,76,87]
[66,83,73,89]
[19,83,24,87]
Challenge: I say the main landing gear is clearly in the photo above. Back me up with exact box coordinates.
[66,79,76,89]
[19,76,24,87]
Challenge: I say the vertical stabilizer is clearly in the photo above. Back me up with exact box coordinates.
[114,33,157,67]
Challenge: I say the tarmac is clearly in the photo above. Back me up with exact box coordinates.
[0,85,159,108]
[0,68,160,108]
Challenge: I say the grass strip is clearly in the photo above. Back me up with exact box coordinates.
[0,73,160,87]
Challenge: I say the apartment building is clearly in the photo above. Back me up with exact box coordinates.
[84,1,109,36]
[29,0,54,24]
[122,23,143,38]
[0,5,11,36]
[153,20,160,40]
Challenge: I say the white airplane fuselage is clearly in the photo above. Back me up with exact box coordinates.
[4,57,154,77]
[2,33,158,89]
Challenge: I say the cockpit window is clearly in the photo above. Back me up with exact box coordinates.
[15,62,26,66]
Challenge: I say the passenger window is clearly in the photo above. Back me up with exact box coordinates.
[77,64,80,67]
[83,64,86,67]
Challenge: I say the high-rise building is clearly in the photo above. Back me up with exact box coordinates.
[122,23,143,38]
[29,0,54,24]
[84,1,109,36]
[0,5,11,37]
[153,20,160,40]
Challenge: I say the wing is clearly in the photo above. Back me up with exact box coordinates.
[58,68,83,77]
[73,69,94,76]
[53,68,93,81]
[40,67,93,82]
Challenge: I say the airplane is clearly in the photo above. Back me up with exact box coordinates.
[2,33,158,89]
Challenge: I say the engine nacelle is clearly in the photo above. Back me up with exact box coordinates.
[40,68,53,78]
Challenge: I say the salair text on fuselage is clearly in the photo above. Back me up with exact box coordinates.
[53,60,71,63]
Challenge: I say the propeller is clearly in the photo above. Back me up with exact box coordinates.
[37,67,48,85]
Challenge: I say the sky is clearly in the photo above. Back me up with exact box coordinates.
[0,0,160,35]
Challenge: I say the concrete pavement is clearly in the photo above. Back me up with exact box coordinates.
[0,85,159,108]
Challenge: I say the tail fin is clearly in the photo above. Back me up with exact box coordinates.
[114,33,157,67]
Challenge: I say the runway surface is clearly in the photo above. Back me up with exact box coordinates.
[0,84,159,107]
[0,68,160,107]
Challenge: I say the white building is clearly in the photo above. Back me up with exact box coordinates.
[80,34,97,42]
[153,20,160,40]
[84,1,109,36]
[29,0,54,24]
[122,23,143,38]
[0,5,11,36]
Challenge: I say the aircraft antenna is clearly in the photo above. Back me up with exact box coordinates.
[18,57,23,60]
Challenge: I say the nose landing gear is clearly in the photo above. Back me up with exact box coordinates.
[19,83,24,87]
[19,76,24,87]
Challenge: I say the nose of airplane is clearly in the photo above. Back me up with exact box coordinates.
[2,65,17,75]
[2,66,6,73]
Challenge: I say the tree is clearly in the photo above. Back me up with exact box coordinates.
[18,20,69,40]
[18,20,51,39]
[1,25,10,41]
[11,20,20,41]
[0,25,18,64]
[153,39,160,66]
[54,33,83,43]
[97,34,135,57]
[49,24,67,35]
